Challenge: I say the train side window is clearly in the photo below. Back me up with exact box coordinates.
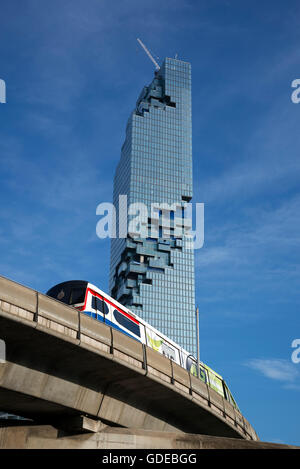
[96,298,109,315]
[92,296,109,318]
[186,356,207,383]
[227,386,238,409]
[223,383,231,403]
[113,309,141,337]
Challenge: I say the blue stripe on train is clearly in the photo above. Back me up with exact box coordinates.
[82,311,141,342]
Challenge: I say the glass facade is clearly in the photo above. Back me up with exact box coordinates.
[109,57,196,356]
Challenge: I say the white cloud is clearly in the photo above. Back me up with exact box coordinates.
[246,358,300,384]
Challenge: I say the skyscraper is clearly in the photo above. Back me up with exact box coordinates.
[109,57,196,355]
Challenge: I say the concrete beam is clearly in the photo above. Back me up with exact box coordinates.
[52,415,108,433]
[0,424,298,449]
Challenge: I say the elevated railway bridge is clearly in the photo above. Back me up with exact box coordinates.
[0,275,258,442]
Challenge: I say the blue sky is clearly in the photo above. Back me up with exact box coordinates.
[0,0,300,445]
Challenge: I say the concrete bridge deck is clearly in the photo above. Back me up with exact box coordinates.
[0,275,258,442]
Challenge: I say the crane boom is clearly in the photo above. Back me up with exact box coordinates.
[137,38,160,70]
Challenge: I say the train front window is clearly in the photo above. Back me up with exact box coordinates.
[69,288,85,305]
[57,289,66,301]
[47,285,71,305]
[47,281,88,306]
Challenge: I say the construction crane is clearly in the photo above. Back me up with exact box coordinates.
[137,38,160,71]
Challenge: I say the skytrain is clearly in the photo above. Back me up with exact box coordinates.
[46,280,239,410]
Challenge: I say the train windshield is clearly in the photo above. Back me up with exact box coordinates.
[46,281,87,306]
[69,288,85,305]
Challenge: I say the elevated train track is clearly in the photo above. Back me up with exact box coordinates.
[0,275,258,441]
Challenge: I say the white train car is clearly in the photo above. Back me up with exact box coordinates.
[46,280,238,409]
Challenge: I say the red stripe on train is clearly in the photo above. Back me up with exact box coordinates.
[85,288,140,325]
